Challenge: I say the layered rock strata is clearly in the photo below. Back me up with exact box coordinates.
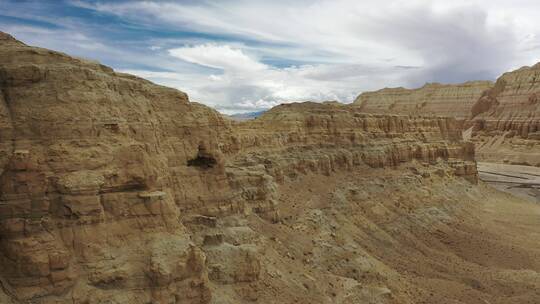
[354,64,540,166]
[353,81,493,121]
[468,64,540,165]
[7,32,538,304]
[471,63,540,136]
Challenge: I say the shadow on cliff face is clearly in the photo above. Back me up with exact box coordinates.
[188,143,217,169]
[188,155,217,169]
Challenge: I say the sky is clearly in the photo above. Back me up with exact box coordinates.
[1,0,540,114]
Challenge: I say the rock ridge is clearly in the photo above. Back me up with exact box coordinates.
[353,81,493,121]
[354,63,540,166]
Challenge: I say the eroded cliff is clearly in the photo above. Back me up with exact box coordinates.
[353,81,493,121]
[354,64,540,166]
[1,32,539,304]
[469,64,540,165]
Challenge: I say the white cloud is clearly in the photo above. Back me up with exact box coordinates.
[123,43,409,114]
[107,0,527,113]
[169,44,267,72]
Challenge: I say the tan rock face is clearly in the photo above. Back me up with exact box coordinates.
[231,102,476,185]
[0,33,225,303]
[467,64,540,165]
[3,32,540,304]
[353,81,493,121]
[354,63,540,166]
[472,64,540,123]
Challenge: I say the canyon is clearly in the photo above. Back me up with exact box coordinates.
[354,63,540,167]
[0,31,539,304]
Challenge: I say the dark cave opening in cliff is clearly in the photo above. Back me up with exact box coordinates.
[187,155,217,169]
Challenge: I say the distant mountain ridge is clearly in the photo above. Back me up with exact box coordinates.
[228,110,266,121]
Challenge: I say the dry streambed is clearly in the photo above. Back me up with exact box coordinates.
[478,162,540,203]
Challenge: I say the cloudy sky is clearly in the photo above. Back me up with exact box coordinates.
[1,0,540,114]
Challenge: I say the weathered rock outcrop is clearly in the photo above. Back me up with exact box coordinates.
[353,81,493,121]
[0,31,222,303]
[353,64,540,166]
[232,103,477,184]
[471,64,540,136]
[467,64,540,165]
[3,32,540,304]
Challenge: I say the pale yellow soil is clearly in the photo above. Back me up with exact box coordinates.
[203,164,540,303]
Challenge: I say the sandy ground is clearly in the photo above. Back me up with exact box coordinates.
[232,163,540,303]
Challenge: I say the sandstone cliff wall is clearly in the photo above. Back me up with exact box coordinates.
[0,32,232,303]
[353,63,540,166]
[471,64,540,138]
[465,64,540,165]
[0,32,478,303]
[232,103,475,182]
[353,81,493,120]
